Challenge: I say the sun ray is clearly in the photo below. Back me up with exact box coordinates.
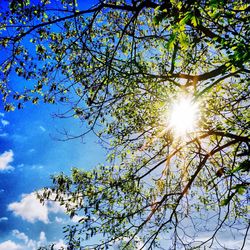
[169,96,199,136]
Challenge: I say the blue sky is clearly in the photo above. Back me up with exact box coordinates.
[0,1,105,248]
[0,1,249,249]
[0,98,106,249]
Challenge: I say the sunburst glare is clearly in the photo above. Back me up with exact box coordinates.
[169,96,199,136]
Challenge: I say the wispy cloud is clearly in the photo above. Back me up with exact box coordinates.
[0,217,8,222]
[1,119,9,126]
[28,149,35,153]
[55,216,64,223]
[31,165,44,170]
[0,150,14,171]
[0,133,8,137]
[39,126,46,132]
[193,231,250,250]
[12,230,29,244]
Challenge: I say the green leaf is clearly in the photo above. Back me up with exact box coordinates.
[233,184,247,195]
[3,61,11,72]
[231,160,250,174]
[237,186,246,195]
[179,11,192,26]
[191,16,198,27]
[220,198,230,206]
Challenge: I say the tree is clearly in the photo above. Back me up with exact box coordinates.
[1,0,250,249]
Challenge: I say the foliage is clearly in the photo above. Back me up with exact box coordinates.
[1,0,250,249]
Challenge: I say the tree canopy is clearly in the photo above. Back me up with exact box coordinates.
[0,0,250,249]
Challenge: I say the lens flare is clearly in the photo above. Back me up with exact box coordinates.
[169,96,199,136]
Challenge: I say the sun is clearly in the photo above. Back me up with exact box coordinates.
[169,96,199,136]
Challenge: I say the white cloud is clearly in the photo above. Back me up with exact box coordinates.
[193,231,250,250]
[53,239,67,249]
[13,230,29,244]
[28,149,35,153]
[12,230,47,250]
[0,150,14,171]
[31,165,44,170]
[216,236,250,249]
[39,126,46,132]
[48,201,66,214]
[0,113,4,117]
[8,191,67,224]
[8,193,49,223]
[56,214,88,224]
[0,217,8,222]
[0,240,22,250]
[12,230,65,250]
[71,215,87,223]
[1,119,9,126]
[39,232,46,242]
[55,216,64,223]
